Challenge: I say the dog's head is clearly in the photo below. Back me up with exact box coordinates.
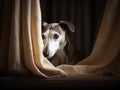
[42,21,75,59]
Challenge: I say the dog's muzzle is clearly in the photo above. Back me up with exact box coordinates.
[43,51,49,58]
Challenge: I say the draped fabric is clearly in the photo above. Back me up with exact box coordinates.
[0,0,66,77]
[0,0,120,78]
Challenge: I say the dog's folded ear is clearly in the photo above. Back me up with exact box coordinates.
[42,22,48,27]
[42,22,48,33]
[59,21,75,32]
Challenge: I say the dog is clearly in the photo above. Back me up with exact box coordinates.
[42,21,81,66]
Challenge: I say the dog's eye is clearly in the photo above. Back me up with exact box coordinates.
[54,34,59,39]
[42,35,45,39]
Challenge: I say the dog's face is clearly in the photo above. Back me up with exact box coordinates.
[42,21,75,59]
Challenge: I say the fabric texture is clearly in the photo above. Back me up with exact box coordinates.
[0,0,120,77]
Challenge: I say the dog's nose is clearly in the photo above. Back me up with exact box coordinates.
[43,52,49,57]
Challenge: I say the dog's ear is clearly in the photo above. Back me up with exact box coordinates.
[42,22,48,32]
[42,22,48,27]
[59,21,75,32]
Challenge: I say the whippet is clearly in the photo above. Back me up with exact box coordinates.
[42,21,81,66]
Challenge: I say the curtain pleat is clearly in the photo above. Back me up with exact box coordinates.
[21,0,66,77]
[8,0,21,72]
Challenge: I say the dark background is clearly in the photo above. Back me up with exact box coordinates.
[40,0,107,60]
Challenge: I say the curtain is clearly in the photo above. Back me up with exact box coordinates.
[0,0,120,78]
[0,0,66,77]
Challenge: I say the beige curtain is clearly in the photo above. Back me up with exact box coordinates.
[0,0,120,77]
[0,0,66,77]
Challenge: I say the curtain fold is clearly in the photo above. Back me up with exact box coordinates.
[8,0,21,72]
[0,0,66,77]
[0,0,120,77]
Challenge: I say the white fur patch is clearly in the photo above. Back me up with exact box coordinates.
[42,27,66,59]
